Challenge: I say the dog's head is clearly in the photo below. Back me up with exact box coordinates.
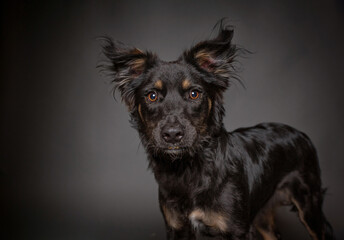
[100,25,239,159]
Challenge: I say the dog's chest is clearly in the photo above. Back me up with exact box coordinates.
[160,177,230,233]
[162,202,229,234]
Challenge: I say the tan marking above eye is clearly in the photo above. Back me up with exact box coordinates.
[189,208,228,232]
[182,79,191,90]
[154,80,163,90]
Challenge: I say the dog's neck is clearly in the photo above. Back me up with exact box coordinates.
[147,129,234,198]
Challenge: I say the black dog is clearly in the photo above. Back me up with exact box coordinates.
[99,25,333,240]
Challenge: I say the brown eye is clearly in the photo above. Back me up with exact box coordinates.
[190,90,199,100]
[147,91,158,102]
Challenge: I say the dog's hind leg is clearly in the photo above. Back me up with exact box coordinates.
[253,208,281,240]
[288,175,334,240]
[251,188,288,240]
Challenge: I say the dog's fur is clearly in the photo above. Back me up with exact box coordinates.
[99,24,333,240]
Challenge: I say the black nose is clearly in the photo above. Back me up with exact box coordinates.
[161,125,184,144]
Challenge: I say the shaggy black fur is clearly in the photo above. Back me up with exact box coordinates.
[99,23,334,240]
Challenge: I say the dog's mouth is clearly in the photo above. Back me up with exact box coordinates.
[163,146,185,155]
[167,146,182,150]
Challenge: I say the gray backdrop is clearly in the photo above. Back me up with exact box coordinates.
[1,0,343,239]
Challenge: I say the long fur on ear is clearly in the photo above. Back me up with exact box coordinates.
[183,24,241,90]
[98,37,157,110]
[183,22,247,133]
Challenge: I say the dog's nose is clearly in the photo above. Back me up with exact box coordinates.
[161,125,184,144]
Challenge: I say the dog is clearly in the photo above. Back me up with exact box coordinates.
[99,24,334,240]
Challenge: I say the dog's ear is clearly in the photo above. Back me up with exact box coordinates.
[99,37,157,110]
[183,25,241,132]
[183,26,238,90]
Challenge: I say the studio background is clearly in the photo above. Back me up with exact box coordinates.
[1,0,343,239]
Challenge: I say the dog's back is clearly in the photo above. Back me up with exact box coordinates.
[229,122,332,239]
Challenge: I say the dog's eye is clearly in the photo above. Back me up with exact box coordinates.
[189,90,200,100]
[147,91,158,102]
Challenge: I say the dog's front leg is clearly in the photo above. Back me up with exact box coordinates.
[160,204,195,240]
[165,224,195,240]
